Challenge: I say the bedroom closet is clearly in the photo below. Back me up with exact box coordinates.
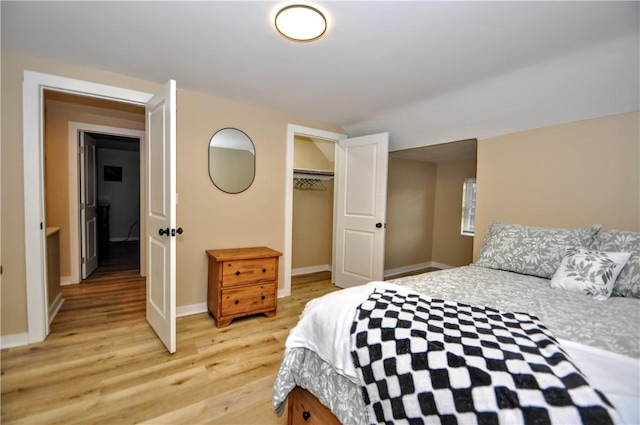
[291,136,335,276]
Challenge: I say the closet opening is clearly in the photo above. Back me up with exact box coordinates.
[283,125,346,298]
[291,136,336,277]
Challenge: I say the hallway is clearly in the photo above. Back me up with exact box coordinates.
[86,240,140,281]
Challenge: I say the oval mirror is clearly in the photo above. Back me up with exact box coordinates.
[208,128,256,194]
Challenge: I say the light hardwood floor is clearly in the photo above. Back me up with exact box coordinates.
[1,271,336,424]
[1,269,433,424]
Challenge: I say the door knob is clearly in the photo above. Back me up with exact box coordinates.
[375,222,383,229]
[171,227,184,237]
[159,227,170,236]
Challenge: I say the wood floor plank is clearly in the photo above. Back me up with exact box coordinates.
[138,399,214,425]
[1,268,428,424]
[0,271,338,424]
[206,375,288,425]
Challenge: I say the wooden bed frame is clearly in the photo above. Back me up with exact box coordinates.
[287,386,342,425]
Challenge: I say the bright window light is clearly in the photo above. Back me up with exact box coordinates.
[461,178,476,236]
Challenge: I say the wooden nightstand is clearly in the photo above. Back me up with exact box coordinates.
[288,387,342,425]
[206,247,282,328]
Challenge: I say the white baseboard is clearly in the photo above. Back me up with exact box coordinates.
[277,288,290,298]
[60,276,78,286]
[48,293,65,325]
[177,303,207,317]
[291,262,453,281]
[0,333,29,349]
[291,264,331,276]
[429,261,455,270]
[384,261,453,278]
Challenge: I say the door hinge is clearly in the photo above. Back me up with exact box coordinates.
[79,146,84,154]
[40,222,43,230]
[82,257,86,264]
[80,203,85,210]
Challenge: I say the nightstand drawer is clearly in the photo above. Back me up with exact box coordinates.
[221,283,276,316]
[221,258,277,287]
[288,387,341,425]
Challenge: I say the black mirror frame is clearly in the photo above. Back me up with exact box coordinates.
[208,128,256,194]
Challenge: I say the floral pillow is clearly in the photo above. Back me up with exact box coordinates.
[474,221,602,278]
[550,249,631,301]
[589,230,640,298]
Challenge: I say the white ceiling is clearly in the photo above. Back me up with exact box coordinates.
[2,1,638,153]
[390,138,476,164]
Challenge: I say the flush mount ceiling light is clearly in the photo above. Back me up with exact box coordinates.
[275,4,327,42]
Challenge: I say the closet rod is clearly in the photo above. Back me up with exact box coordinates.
[293,168,334,177]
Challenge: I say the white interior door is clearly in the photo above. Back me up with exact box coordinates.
[80,132,98,279]
[333,132,389,288]
[145,80,177,354]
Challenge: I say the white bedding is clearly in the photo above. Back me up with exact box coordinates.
[286,281,407,384]
[285,280,640,424]
[560,339,640,424]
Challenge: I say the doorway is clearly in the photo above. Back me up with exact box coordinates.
[43,90,146,285]
[291,135,336,277]
[283,125,346,297]
[25,72,178,353]
[284,125,390,295]
[24,72,154,343]
[82,132,142,280]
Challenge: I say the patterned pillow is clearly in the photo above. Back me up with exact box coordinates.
[550,249,631,301]
[590,230,640,298]
[474,221,602,278]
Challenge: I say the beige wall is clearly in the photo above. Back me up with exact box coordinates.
[1,50,343,337]
[432,160,477,267]
[385,158,437,270]
[292,180,334,269]
[294,136,334,172]
[474,112,640,258]
[44,96,145,280]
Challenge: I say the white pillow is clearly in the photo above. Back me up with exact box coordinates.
[550,249,631,301]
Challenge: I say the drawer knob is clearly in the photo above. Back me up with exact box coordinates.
[302,411,311,421]
[261,295,266,300]
[235,271,241,276]
[234,299,239,304]
[262,268,266,273]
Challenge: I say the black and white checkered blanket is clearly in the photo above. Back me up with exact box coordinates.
[350,289,619,425]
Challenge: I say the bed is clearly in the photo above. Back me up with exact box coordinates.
[273,222,640,424]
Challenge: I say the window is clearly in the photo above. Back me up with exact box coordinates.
[461,177,476,236]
